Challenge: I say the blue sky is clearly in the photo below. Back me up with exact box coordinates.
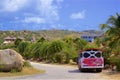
[0,0,119,31]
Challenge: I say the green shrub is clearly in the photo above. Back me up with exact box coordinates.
[55,52,64,63]
[39,42,50,60]
[110,56,120,71]
[73,38,88,50]
[84,43,99,50]
[14,38,22,47]
[10,68,19,73]
[48,40,63,54]
[18,42,29,56]
[32,43,43,58]
[0,44,15,49]
[0,65,4,72]
[23,61,32,67]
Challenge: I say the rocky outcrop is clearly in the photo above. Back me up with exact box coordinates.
[0,49,23,72]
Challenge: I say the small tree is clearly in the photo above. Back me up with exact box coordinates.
[32,43,42,58]
[24,43,35,59]
[46,40,64,62]
[18,42,29,56]
[14,38,22,47]
[39,42,51,61]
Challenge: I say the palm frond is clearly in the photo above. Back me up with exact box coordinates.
[115,16,120,28]
[107,16,117,25]
[101,13,120,56]
[116,13,120,17]
[106,27,118,36]
[100,24,109,30]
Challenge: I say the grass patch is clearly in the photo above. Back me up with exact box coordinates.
[0,67,45,77]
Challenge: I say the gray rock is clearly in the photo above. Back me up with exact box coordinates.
[0,49,23,72]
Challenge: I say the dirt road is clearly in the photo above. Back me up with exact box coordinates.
[0,62,114,80]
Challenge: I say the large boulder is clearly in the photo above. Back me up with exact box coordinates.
[0,49,23,72]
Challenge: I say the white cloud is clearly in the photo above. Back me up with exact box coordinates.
[1,0,28,12]
[37,0,62,23]
[22,17,46,24]
[70,10,86,19]
[0,0,63,25]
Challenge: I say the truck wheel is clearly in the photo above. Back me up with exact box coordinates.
[96,69,102,72]
[79,68,81,72]
[79,68,84,72]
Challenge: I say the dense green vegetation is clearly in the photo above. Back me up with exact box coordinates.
[18,37,89,63]
[0,30,100,64]
[0,33,102,65]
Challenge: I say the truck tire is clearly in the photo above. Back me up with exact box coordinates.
[79,68,84,72]
[96,68,102,72]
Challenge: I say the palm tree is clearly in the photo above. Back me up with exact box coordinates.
[100,13,120,54]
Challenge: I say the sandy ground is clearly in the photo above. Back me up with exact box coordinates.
[102,70,120,80]
[0,62,120,80]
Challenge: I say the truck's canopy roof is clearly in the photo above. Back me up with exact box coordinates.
[79,48,103,54]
